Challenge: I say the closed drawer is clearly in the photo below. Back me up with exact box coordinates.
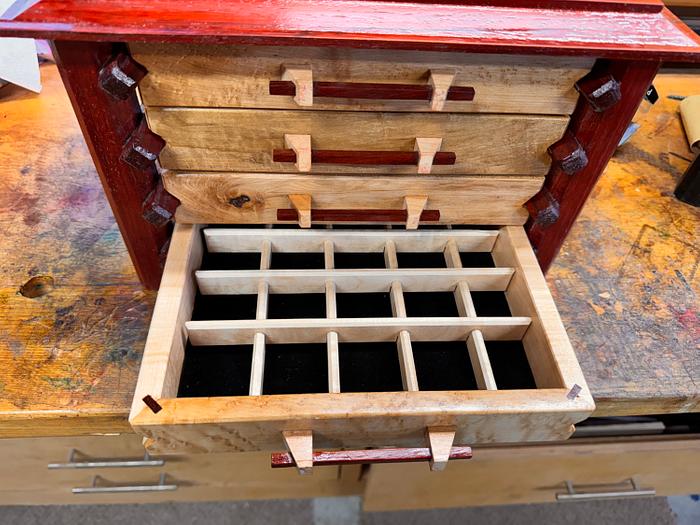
[131,44,593,115]
[363,437,700,511]
[0,434,362,505]
[163,172,542,226]
[148,108,568,175]
[129,224,594,457]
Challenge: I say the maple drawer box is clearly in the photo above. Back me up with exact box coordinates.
[129,224,594,458]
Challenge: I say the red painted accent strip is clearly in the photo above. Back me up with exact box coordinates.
[1,2,698,62]
[271,445,473,467]
[272,149,456,166]
[269,80,475,101]
[277,209,441,222]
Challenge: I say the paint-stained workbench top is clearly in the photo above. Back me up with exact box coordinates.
[0,65,698,437]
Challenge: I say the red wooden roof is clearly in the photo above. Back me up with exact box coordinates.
[1,0,699,61]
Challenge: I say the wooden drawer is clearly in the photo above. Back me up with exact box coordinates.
[363,437,700,511]
[163,172,542,226]
[131,44,593,115]
[129,224,594,458]
[148,108,568,175]
[0,434,362,505]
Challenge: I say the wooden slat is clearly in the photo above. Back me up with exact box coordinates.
[386,241,419,392]
[150,109,567,175]
[132,44,592,115]
[466,330,498,391]
[249,332,266,396]
[454,281,478,318]
[185,317,532,346]
[196,268,514,295]
[205,228,499,254]
[324,240,341,394]
[165,172,539,226]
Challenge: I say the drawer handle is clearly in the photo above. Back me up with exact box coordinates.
[273,427,470,474]
[556,479,656,502]
[275,135,454,174]
[271,66,473,111]
[72,473,177,495]
[281,194,436,229]
[48,449,164,469]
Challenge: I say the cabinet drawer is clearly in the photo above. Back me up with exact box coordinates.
[129,224,594,456]
[163,172,542,226]
[363,438,700,511]
[147,109,568,175]
[0,434,362,505]
[131,44,592,115]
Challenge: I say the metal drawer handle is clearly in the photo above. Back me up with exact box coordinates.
[556,478,656,501]
[48,449,164,469]
[72,473,177,495]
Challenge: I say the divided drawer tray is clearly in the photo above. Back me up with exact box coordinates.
[130,225,594,454]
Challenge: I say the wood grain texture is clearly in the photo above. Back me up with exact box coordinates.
[131,389,590,453]
[163,172,541,225]
[364,438,700,510]
[131,44,590,115]
[2,1,700,61]
[51,41,170,290]
[547,73,700,416]
[149,108,567,175]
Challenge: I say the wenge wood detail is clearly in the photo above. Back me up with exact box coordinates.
[97,52,147,100]
[269,80,475,102]
[575,72,622,112]
[271,446,473,467]
[51,41,171,289]
[120,118,166,171]
[548,131,588,175]
[142,178,180,227]
[273,149,457,166]
[277,209,441,222]
[526,59,660,271]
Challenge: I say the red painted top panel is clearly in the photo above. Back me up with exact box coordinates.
[1,0,699,61]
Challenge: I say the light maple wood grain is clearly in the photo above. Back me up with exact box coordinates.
[163,172,541,225]
[149,109,567,175]
[131,44,591,115]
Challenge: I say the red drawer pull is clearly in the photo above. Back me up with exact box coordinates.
[277,208,440,223]
[272,149,456,167]
[269,80,475,102]
[271,446,473,468]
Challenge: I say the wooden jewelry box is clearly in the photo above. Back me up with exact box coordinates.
[2,0,699,472]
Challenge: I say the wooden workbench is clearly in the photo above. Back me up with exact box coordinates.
[0,64,698,438]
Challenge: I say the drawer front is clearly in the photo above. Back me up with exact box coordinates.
[163,172,542,226]
[0,434,362,505]
[148,108,568,175]
[363,438,700,511]
[129,224,593,457]
[131,44,592,115]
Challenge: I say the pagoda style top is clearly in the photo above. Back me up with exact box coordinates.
[1,0,700,61]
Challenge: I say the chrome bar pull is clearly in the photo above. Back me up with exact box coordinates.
[556,478,656,501]
[48,449,164,469]
[72,473,177,494]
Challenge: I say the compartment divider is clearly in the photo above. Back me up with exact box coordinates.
[385,240,419,392]
[445,239,498,390]
[325,240,341,393]
[250,240,271,396]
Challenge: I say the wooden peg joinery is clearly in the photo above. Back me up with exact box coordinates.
[282,65,313,106]
[429,69,456,111]
[575,72,622,112]
[121,119,166,171]
[142,179,180,227]
[98,52,147,100]
[548,131,588,175]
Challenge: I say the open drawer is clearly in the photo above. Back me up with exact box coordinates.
[130,224,594,464]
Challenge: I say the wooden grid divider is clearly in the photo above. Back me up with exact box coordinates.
[249,240,271,396]
[385,240,419,392]
[324,240,341,393]
[444,239,497,390]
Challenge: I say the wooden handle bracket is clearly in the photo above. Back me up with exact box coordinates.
[273,427,468,473]
[428,69,456,111]
[281,65,313,106]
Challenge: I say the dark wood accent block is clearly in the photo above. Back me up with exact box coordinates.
[273,149,457,166]
[269,80,475,101]
[277,208,441,223]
